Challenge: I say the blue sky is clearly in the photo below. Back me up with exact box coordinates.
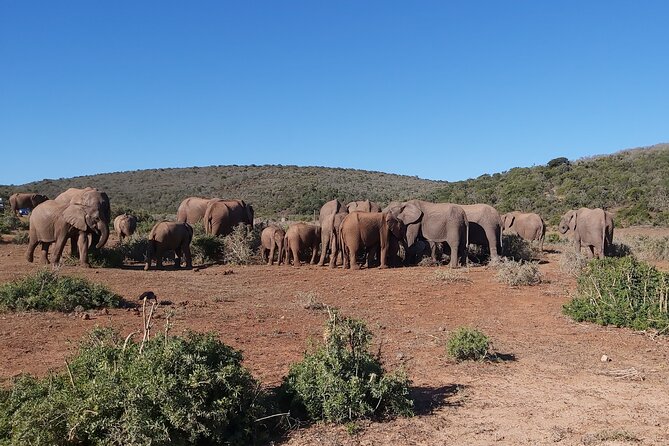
[1,1,667,185]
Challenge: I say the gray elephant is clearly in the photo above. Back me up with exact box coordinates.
[388,200,468,267]
[261,225,285,265]
[55,187,111,253]
[317,199,347,266]
[9,193,49,216]
[26,200,108,267]
[459,204,502,261]
[346,200,381,213]
[327,212,349,268]
[339,211,403,269]
[145,221,194,270]
[502,211,546,251]
[114,213,138,243]
[203,199,254,236]
[176,197,217,224]
[559,208,614,258]
[284,223,321,267]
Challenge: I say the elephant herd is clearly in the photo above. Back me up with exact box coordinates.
[13,187,615,271]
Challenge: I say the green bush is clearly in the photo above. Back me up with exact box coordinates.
[0,269,122,313]
[495,259,542,286]
[446,327,491,361]
[0,212,28,234]
[559,250,589,277]
[545,233,564,244]
[12,231,29,244]
[563,257,669,331]
[280,311,413,423]
[192,234,225,264]
[502,233,538,261]
[0,328,267,445]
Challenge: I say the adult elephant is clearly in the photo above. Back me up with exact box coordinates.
[145,221,194,270]
[327,212,349,268]
[203,199,254,236]
[459,204,502,261]
[502,212,546,251]
[559,208,614,258]
[387,200,468,267]
[54,187,111,251]
[346,200,381,213]
[284,223,321,267]
[176,197,216,224]
[114,213,138,244]
[9,193,49,216]
[339,211,404,269]
[26,200,108,267]
[317,199,347,266]
[261,225,285,265]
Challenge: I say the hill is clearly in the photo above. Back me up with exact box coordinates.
[2,143,668,226]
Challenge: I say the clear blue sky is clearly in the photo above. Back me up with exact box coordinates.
[1,1,668,185]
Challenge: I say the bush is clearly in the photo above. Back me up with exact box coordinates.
[222,224,260,265]
[434,268,471,284]
[545,233,565,244]
[608,242,633,258]
[563,257,669,331]
[502,233,538,261]
[192,234,225,264]
[615,235,669,261]
[12,231,29,244]
[0,327,267,445]
[495,259,542,286]
[0,269,122,312]
[280,310,413,423]
[446,327,490,361]
[559,250,589,277]
[0,212,28,234]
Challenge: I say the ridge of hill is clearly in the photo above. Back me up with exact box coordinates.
[2,143,668,226]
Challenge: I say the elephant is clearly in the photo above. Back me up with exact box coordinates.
[203,199,254,236]
[9,193,49,216]
[114,213,138,244]
[284,223,321,267]
[387,200,468,267]
[346,200,382,213]
[26,200,108,267]
[459,204,503,261]
[145,221,194,270]
[54,187,111,253]
[502,211,546,251]
[559,208,614,258]
[327,212,349,268]
[261,225,285,265]
[339,211,403,269]
[176,197,217,224]
[317,199,347,266]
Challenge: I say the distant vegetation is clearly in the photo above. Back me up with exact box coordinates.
[1,143,668,226]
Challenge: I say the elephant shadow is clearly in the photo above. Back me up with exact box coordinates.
[411,384,467,415]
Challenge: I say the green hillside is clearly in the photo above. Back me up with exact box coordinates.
[2,143,668,226]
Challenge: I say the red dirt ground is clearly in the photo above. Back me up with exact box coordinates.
[1,231,669,445]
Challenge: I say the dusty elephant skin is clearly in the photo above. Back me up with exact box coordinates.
[176,196,216,224]
[113,213,137,244]
[54,187,111,253]
[502,211,546,251]
[559,207,614,258]
[145,221,194,270]
[284,222,321,267]
[339,211,403,270]
[26,200,107,267]
[460,203,503,260]
[260,225,285,265]
[317,199,347,266]
[9,193,49,216]
[203,199,254,236]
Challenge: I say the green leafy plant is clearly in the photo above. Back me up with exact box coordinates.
[563,257,669,331]
[502,233,538,261]
[0,269,122,312]
[280,310,413,423]
[192,234,225,264]
[0,327,268,445]
[0,212,28,234]
[446,327,491,361]
[12,231,29,244]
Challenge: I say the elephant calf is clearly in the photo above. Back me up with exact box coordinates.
[261,225,285,265]
[502,211,546,252]
[559,208,614,258]
[114,213,138,244]
[339,211,403,269]
[284,223,321,267]
[145,222,194,270]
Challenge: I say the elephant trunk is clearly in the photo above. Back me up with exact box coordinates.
[96,221,109,249]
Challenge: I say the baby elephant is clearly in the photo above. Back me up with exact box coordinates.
[261,225,285,265]
[145,221,193,270]
[284,223,321,267]
[113,213,138,243]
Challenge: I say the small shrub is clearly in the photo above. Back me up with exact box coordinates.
[280,310,413,423]
[192,234,225,264]
[495,259,542,286]
[0,212,28,233]
[296,291,326,311]
[120,234,150,262]
[0,269,122,312]
[608,242,633,257]
[446,327,490,361]
[616,235,669,261]
[222,224,260,265]
[559,250,589,277]
[433,268,471,284]
[0,327,267,445]
[563,257,669,331]
[12,231,29,244]
[502,233,537,261]
[89,247,125,267]
[545,233,564,244]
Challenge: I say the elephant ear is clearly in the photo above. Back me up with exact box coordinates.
[385,213,404,239]
[506,214,515,228]
[396,203,422,225]
[63,204,89,232]
[568,210,577,231]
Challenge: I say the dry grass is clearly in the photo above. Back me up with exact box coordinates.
[495,259,542,286]
[433,268,472,284]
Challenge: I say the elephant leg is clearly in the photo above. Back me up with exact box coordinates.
[317,231,329,266]
[77,232,91,267]
[429,241,439,262]
[156,247,164,269]
[310,242,318,264]
[40,242,51,264]
[446,237,460,268]
[53,236,69,266]
[183,243,193,268]
[485,228,500,260]
[174,247,183,268]
[292,241,301,267]
[69,235,79,258]
[144,242,154,270]
[26,237,39,263]
[268,246,275,265]
[348,240,360,270]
